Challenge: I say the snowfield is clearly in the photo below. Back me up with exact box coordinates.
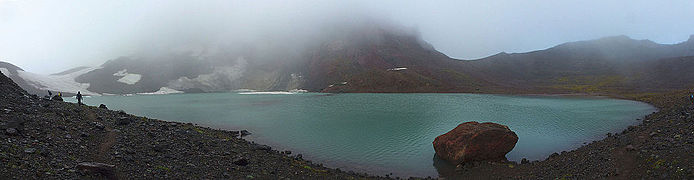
[137,87,184,95]
[0,68,12,76]
[113,69,142,85]
[16,67,102,96]
[387,67,408,71]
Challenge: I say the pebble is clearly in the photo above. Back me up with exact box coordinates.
[5,128,18,136]
[24,148,36,154]
[94,122,105,130]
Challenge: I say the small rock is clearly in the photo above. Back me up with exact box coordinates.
[80,132,89,138]
[118,110,127,115]
[295,154,303,160]
[5,128,18,136]
[549,152,559,159]
[649,132,658,137]
[117,117,131,125]
[674,134,681,139]
[521,158,529,164]
[24,148,36,154]
[152,144,168,152]
[76,162,116,176]
[240,130,251,137]
[283,150,292,155]
[51,95,63,102]
[626,145,636,151]
[94,122,105,130]
[98,104,108,109]
[65,134,72,139]
[3,108,11,114]
[253,145,271,151]
[232,157,249,166]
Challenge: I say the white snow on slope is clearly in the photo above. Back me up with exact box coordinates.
[17,67,102,96]
[238,91,296,95]
[387,67,408,71]
[113,69,142,85]
[137,87,184,95]
[0,68,11,76]
[168,57,247,91]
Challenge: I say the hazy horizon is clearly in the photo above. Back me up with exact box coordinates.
[2,0,694,74]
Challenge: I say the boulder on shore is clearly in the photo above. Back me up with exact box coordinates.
[433,121,518,165]
[51,95,63,102]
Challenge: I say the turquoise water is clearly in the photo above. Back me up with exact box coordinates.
[71,93,655,177]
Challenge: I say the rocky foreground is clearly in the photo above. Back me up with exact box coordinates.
[2,69,693,179]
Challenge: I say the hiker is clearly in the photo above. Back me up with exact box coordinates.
[76,91,83,106]
[45,90,52,99]
[690,94,694,105]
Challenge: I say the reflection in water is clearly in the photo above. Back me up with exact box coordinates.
[432,154,457,178]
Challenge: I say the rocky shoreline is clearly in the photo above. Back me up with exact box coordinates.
[436,91,694,179]
[2,70,693,179]
[0,73,389,179]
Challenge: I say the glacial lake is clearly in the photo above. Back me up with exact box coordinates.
[70,93,655,178]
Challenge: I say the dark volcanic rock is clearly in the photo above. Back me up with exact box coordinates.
[77,162,116,177]
[5,128,18,136]
[98,104,108,109]
[51,95,63,101]
[117,117,131,125]
[433,121,518,165]
[233,157,249,166]
[240,130,251,137]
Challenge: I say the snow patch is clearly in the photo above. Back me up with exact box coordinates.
[387,67,408,71]
[238,91,296,95]
[113,69,142,85]
[16,67,102,96]
[137,87,184,95]
[168,57,247,91]
[0,68,11,76]
[238,89,307,95]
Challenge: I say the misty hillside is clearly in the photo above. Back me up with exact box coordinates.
[2,26,694,95]
[72,22,492,94]
[0,61,44,95]
[465,35,694,93]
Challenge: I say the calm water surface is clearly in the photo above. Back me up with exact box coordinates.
[72,93,655,178]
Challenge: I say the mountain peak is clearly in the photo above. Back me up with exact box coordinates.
[594,35,634,42]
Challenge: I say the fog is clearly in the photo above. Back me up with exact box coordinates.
[2,0,694,73]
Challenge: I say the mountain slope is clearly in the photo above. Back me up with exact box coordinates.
[464,35,694,93]
[0,61,46,95]
[299,25,489,92]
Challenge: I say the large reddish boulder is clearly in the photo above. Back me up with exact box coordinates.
[433,121,518,165]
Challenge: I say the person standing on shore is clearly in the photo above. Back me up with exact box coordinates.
[690,94,694,105]
[76,91,83,106]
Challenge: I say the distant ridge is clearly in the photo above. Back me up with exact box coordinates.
[3,32,694,95]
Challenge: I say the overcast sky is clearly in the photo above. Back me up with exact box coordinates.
[2,0,694,74]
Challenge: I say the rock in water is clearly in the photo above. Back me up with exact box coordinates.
[433,121,518,165]
[99,104,108,109]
